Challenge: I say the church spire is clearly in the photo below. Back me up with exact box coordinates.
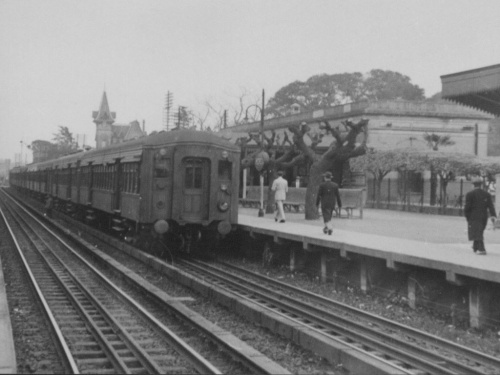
[92,91,116,124]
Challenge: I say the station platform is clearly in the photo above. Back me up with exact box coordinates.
[0,255,16,373]
[238,207,500,327]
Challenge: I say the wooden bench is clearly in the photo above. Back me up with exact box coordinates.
[239,198,262,209]
[337,189,364,219]
[239,199,305,213]
[283,201,305,213]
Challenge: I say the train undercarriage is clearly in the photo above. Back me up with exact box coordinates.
[18,188,230,262]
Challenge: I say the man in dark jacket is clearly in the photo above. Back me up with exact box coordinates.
[464,178,496,255]
[316,171,342,235]
[44,195,54,218]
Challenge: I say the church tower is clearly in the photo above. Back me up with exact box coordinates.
[92,91,116,149]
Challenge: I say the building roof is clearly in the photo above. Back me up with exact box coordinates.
[92,91,116,123]
[441,64,500,116]
[220,99,492,136]
[110,121,146,141]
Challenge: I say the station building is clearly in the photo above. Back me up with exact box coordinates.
[441,63,500,152]
[441,63,500,212]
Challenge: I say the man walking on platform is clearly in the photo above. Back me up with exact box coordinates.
[316,171,342,235]
[464,177,496,255]
[272,170,288,223]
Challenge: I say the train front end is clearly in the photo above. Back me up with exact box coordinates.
[145,130,240,254]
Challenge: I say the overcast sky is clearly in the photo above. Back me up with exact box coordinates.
[1,0,499,162]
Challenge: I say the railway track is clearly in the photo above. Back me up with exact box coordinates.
[0,190,288,374]
[179,259,500,375]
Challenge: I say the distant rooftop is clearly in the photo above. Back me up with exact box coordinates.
[441,64,500,116]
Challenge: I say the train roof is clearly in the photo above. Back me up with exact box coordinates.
[18,129,240,170]
[141,129,239,149]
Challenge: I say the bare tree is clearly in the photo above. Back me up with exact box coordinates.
[277,118,370,219]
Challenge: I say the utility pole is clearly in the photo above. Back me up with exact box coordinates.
[163,91,174,131]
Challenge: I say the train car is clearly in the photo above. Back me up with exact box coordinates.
[10,129,241,256]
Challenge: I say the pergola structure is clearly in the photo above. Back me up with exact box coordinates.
[441,64,500,116]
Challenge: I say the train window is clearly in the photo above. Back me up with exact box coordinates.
[218,160,232,180]
[121,163,140,194]
[185,159,203,189]
[94,165,104,189]
[106,164,117,190]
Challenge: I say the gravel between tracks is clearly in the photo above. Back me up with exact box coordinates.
[65,227,342,375]
[8,189,500,373]
[224,257,500,361]
[0,216,67,374]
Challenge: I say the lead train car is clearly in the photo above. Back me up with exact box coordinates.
[10,130,240,254]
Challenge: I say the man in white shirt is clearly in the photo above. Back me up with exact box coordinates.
[271,170,288,223]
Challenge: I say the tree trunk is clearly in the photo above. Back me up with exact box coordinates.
[304,161,331,220]
[441,179,449,208]
[430,167,437,206]
[376,178,383,208]
[266,166,277,214]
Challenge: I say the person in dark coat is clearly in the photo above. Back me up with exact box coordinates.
[316,171,342,235]
[464,178,496,254]
[44,195,54,218]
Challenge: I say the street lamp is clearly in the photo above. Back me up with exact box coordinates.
[244,89,267,217]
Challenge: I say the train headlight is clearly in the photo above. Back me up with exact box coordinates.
[217,201,229,212]
[217,220,232,235]
[154,219,169,234]
[222,151,228,159]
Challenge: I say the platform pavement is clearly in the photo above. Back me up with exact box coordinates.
[238,207,500,284]
[0,255,16,374]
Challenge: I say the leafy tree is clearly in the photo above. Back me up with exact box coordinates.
[424,152,478,207]
[363,69,425,101]
[422,132,455,205]
[350,148,424,207]
[267,69,425,113]
[423,132,455,151]
[52,126,78,156]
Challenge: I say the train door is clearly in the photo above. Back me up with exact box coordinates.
[182,158,210,221]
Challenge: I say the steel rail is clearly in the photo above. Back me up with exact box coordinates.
[0,205,80,374]
[4,189,293,375]
[2,199,135,373]
[218,260,500,371]
[182,259,497,375]
[2,191,222,375]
